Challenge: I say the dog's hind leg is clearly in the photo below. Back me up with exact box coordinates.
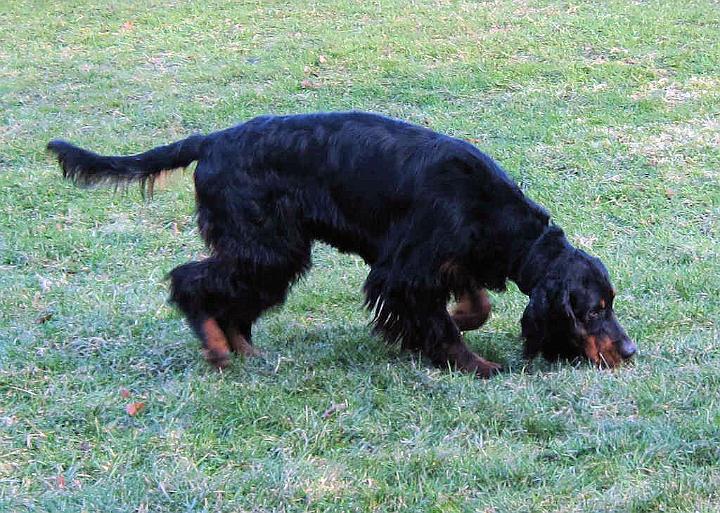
[169,249,311,368]
[219,319,259,358]
[216,263,309,361]
[172,164,314,367]
[364,275,502,378]
[168,258,236,368]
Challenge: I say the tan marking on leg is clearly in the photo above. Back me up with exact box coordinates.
[469,355,503,378]
[450,289,491,332]
[229,332,260,357]
[584,335,599,364]
[202,318,231,369]
[446,339,502,378]
[439,260,463,280]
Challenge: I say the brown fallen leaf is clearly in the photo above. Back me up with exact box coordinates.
[56,475,65,489]
[322,403,347,419]
[125,402,145,416]
[318,54,327,64]
[35,312,53,324]
[119,388,130,399]
[301,79,321,90]
[121,21,134,31]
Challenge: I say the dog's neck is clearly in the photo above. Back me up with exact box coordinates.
[511,225,571,295]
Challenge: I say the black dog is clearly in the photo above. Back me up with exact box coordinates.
[48,112,636,376]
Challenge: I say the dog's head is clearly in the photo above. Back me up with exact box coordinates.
[521,249,636,368]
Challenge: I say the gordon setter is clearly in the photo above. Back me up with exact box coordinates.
[48,111,636,376]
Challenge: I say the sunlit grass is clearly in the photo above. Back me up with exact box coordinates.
[1,0,719,511]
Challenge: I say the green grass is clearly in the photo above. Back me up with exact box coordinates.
[1,0,719,511]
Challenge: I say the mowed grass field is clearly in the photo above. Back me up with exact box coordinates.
[1,1,719,511]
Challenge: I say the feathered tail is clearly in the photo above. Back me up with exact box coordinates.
[47,134,206,196]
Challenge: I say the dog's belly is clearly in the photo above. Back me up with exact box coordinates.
[304,218,379,264]
[298,186,406,264]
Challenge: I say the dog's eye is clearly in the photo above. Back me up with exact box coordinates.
[587,308,605,321]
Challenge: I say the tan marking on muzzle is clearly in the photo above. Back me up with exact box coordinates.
[584,335,623,368]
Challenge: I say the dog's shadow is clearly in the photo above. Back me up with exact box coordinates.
[253,319,396,371]
[249,318,535,376]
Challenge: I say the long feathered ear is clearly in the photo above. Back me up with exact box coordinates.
[522,280,583,361]
[558,286,578,330]
[521,284,549,359]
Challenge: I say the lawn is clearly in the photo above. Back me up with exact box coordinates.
[1,0,719,511]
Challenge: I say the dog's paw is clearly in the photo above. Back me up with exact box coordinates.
[472,357,503,378]
[201,318,232,369]
[230,333,261,358]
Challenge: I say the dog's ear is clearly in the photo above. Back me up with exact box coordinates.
[521,283,550,359]
[522,279,582,361]
[558,285,578,331]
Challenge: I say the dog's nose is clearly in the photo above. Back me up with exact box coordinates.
[618,338,637,359]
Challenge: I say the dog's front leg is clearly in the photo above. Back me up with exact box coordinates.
[424,311,503,378]
[366,282,502,377]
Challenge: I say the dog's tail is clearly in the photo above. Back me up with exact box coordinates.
[47,134,206,196]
